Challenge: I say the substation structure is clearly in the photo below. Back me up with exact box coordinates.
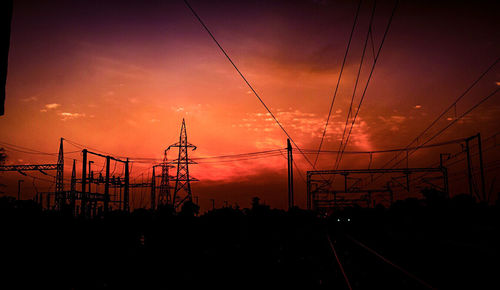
[30,139,134,217]
[0,119,199,217]
[307,167,448,213]
[0,138,64,210]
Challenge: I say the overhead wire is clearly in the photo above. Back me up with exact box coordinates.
[334,0,399,173]
[411,132,500,187]
[300,137,466,155]
[182,0,318,171]
[313,0,363,168]
[378,57,500,171]
[392,87,499,167]
[334,0,378,170]
[364,86,500,190]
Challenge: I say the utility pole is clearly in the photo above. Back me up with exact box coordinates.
[104,156,110,214]
[440,153,451,198]
[70,159,76,215]
[341,173,348,191]
[17,179,23,201]
[465,137,474,198]
[124,158,129,212]
[464,134,486,201]
[151,165,156,210]
[306,174,311,210]
[81,149,87,217]
[210,198,215,210]
[88,160,94,217]
[88,160,94,194]
[477,133,486,202]
[287,139,294,210]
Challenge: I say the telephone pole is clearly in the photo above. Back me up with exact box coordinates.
[477,133,486,202]
[17,179,23,201]
[151,165,156,210]
[287,139,294,210]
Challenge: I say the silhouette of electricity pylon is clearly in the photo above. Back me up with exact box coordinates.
[167,118,198,209]
[157,149,173,208]
[55,138,65,210]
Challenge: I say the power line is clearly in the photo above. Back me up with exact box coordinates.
[64,138,119,158]
[183,0,317,170]
[412,131,500,185]
[360,56,500,189]
[378,57,499,171]
[301,137,466,155]
[390,87,499,169]
[363,87,499,191]
[197,154,284,164]
[0,141,80,156]
[0,141,58,155]
[2,134,469,170]
[334,0,399,173]
[334,0,378,169]
[313,0,363,168]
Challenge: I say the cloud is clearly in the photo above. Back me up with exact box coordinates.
[376,115,408,134]
[238,108,374,152]
[45,103,61,110]
[59,112,85,121]
[170,104,206,115]
[391,116,406,123]
[22,96,38,102]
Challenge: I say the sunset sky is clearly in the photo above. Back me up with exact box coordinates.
[1,0,499,210]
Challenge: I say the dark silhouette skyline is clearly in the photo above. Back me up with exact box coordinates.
[0,1,499,287]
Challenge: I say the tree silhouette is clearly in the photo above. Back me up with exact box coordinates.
[421,187,447,207]
[179,200,200,217]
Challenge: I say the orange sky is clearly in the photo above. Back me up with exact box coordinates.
[1,0,499,210]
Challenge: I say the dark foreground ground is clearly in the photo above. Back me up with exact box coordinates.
[1,193,499,289]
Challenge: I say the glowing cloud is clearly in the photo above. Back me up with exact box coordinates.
[59,112,85,121]
[44,103,61,110]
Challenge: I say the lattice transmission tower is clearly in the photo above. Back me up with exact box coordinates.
[167,118,198,209]
[55,137,65,210]
[157,149,173,208]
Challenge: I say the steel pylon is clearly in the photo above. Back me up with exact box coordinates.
[167,118,198,209]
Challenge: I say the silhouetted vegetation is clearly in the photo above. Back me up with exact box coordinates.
[1,190,499,289]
